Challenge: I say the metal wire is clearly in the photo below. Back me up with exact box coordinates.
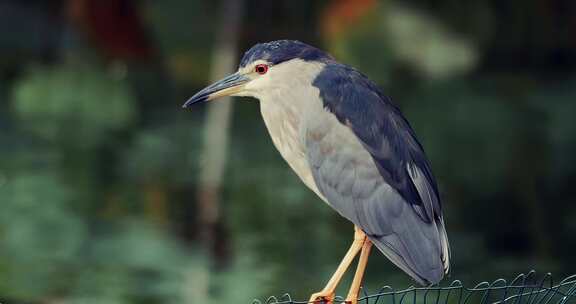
[252,271,576,304]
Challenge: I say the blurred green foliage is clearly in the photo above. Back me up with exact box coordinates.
[12,61,136,147]
[0,0,575,303]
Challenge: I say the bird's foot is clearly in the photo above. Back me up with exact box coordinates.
[309,291,335,304]
[344,296,358,304]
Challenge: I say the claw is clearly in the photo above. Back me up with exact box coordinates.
[344,298,358,304]
[309,291,335,304]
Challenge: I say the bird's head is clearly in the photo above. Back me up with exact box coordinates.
[182,40,333,107]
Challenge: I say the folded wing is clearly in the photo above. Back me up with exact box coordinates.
[305,63,450,285]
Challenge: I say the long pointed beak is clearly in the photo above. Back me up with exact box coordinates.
[182,72,250,108]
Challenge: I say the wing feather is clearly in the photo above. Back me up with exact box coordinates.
[305,63,450,284]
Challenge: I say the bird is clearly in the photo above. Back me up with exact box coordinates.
[183,40,450,304]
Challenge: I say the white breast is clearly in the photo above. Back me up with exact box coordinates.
[259,92,325,199]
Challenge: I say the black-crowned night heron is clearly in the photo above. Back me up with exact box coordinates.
[184,40,450,304]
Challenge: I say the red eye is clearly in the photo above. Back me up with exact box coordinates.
[255,64,268,75]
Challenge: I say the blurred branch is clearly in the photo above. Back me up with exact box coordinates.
[197,0,243,258]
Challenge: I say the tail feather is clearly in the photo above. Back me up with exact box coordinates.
[437,218,451,274]
[368,214,450,285]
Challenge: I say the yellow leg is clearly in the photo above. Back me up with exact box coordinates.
[344,239,372,304]
[309,226,367,303]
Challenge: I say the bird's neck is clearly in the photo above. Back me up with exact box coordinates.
[255,60,332,200]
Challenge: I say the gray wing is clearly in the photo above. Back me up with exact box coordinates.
[305,63,450,285]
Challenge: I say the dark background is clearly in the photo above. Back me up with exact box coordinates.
[0,0,575,303]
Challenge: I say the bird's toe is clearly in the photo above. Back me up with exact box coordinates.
[309,291,335,304]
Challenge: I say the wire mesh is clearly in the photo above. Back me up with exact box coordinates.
[253,271,576,304]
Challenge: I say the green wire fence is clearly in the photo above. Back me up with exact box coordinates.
[253,271,576,304]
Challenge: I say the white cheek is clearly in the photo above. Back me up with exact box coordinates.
[239,60,325,100]
[243,75,272,98]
